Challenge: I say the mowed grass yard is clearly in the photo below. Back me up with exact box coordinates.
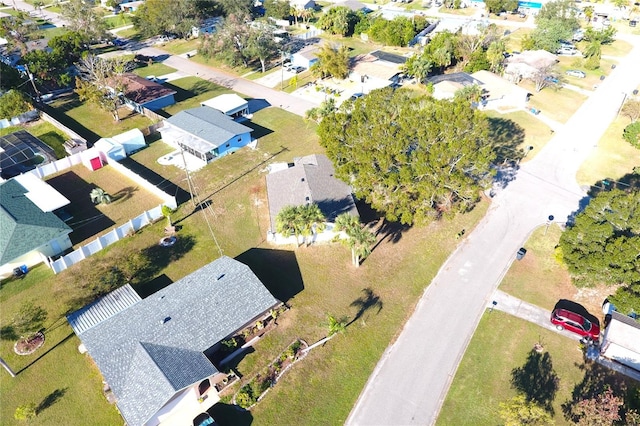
[0,105,492,425]
[440,223,640,425]
[48,94,155,141]
[521,82,588,123]
[576,115,640,187]
[484,110,553,163]
[437,310,588,426]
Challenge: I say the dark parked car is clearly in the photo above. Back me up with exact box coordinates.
[550,308,600,340]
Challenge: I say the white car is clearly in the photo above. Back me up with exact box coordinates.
[566,70,586,78]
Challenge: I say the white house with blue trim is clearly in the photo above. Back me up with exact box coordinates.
[159,106,254,168]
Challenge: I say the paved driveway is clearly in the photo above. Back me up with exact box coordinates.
[488,290,582,341]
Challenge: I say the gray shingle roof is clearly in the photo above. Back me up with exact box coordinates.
[266,154,359,232]
[166,106,253,148]
[0,179,71,265]
[66,284,142,335]
[70,256,279,426]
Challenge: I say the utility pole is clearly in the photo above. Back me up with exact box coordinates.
[0,356,16,378]
[24,64,41,103]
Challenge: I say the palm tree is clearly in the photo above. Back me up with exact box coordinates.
[334,213,376,267]
[298,203,326,246]
[300,8,314,25]
[584,6,594,22]
[454,84,484,104]
[301,314,348,354]
[276,205,303,245]
[90,187,112,205]
[350,226,376,267]
[411,55,433,85]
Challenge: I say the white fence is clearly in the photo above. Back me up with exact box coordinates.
[29,152,84,179]
[27,146,178,274]
[50,205,164,274]
[108,159,177,209]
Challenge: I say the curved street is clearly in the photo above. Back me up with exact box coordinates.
[346,37,640,426]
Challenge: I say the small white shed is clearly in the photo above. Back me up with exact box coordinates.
[201,94,249,119]
[111,128,146,155]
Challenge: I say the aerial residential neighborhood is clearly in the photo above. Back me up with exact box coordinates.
[0,0,639,425]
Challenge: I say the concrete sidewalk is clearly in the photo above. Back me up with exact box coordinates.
[488,290,581,341]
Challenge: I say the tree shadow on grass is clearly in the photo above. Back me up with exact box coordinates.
[111,186,138,203]
[16,332,74,375]
[209,402,253,426]
[347,288,383,327]
[561,361,637,422]
[136,233,196,282]
[36,388,67,414]
[355,199,411,252]
[487,116,526,164]
[511,349,559,414]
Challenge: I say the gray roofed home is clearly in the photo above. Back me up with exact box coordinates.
[159,106,254,167]
[67,256,280,426]
[0,178,72,277]
[266,154,359,243]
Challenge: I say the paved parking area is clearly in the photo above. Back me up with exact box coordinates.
[488,290,582,341]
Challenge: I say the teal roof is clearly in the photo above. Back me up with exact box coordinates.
[0,179,71,265]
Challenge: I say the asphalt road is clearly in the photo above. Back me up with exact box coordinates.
[346,38,640,426]
[133,46,318,118]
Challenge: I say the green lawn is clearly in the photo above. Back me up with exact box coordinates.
[102,13,134,29]
[576,115,640,187]
[132,62,177,78]
[600,39,633,57]
[499,225,577,312]
[503,27,533,52]
[438,311,593,426]
[484,110,553,163]
[521,82,588,123]
[114,27,139,39]
[0,121,69,159]
[158,38,200,55]
[0,104,493,425]
[440,219,640,425]
[48,94,155,141]
[556,56,616,91]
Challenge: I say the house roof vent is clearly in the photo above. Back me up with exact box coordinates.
[161,316,171,325]
[216,274,225,281]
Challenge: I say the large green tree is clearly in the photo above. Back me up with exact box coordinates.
[559,188,640,288]
[133,0,207,38]
[0,90,32,120]
[61,0,108,42]
[317,6,360,36]
[531,0,580,52]
[311,43,350,79]
[318,89,495,225]
[200,13,251,67]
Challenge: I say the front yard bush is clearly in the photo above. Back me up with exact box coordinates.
[623,121,640,148]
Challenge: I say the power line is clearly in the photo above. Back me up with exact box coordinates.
[179,147,223,257]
